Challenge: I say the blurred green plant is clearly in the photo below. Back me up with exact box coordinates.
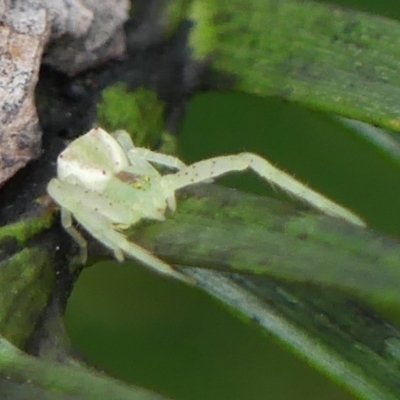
[5,0,400,399]
[98,83,165,148]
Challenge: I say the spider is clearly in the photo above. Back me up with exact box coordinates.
[47,127,364,283]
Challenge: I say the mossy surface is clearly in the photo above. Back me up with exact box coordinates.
[97,84,166,148]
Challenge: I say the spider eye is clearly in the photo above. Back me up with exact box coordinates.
[116,171,151,190]
[116,171,141,184]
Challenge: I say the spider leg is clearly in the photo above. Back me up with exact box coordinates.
[73,208,193,284]
[113,130,187,170]
[165,153,365,227]
[60,208,88,264]
[129,148,187,170]
[113,130,136,152]
[166,193,177,211]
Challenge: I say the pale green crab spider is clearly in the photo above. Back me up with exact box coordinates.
[47,127,365,283]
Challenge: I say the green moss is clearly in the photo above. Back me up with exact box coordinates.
[211,0,400,131]
[158,132,179,155]
[0,213,55,249]
[187,1,218,60]
[97,84,166,147]
[165,0,191,38]
[0,248,54,347]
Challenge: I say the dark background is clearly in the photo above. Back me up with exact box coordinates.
[65,1,400,399]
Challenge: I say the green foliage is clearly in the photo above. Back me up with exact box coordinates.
[0,213,54,251]
[187,1,218,60]
[6,1,400,399]
[97,84,165,148]
[211,0,400,131]
[0,247,54,347]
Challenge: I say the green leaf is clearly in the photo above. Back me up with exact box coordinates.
[0,336,171,400]
[188,0,400,131]
[128,184,400,305]
[126,184,400,399]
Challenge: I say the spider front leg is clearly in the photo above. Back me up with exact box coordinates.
[60,208,88,264]
[113,130,187,170]
[113,129,186,210]
[165,153,365,227]
[71,207,193,284]
[49,178,191,282]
